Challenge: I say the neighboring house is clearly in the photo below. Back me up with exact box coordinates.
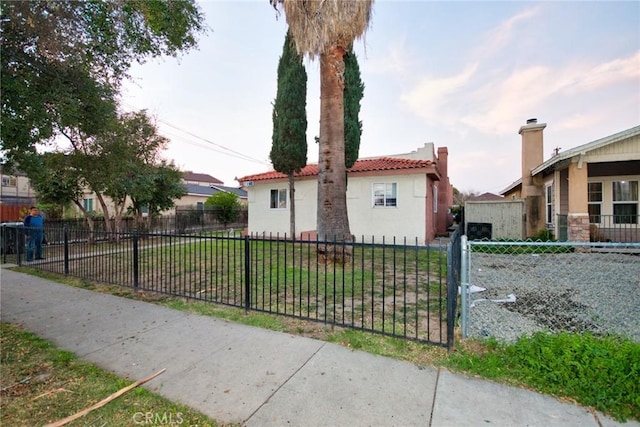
[0,166,37,221]
[468,192,504,202]
[238,144,453,244]
[170,183,247,214]
[76,171,244,217]
[500,120,640,242]
[182,171,223,187]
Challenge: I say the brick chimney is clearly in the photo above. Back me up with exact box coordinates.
[519,118,546,237]
[436,147,450,236]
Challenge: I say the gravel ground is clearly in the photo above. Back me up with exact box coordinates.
[465,250,640,343]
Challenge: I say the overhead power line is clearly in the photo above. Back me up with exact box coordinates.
[158,120,268,165]
[122,102,270,165]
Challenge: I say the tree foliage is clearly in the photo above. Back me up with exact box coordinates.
[205,192,242,227]
[270,30,308,176]
[270,30,307,237]
[97,110,181,230]
[344,46,364,169]
[0,0,205,166]
[29,153,84,209]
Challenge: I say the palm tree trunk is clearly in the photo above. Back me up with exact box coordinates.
[317,46,351,243]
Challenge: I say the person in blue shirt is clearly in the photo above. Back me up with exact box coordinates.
[23,206,44,261]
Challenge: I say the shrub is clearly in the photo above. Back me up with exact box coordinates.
[204,192,241,227]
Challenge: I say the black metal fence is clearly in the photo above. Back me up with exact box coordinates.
[3,225,458,348]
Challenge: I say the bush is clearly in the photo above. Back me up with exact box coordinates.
[204,192,241,227]
[531,229,555,242]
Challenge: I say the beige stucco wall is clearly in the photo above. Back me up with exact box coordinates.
[0,174,35,199]
[247,173,431,244]
[464,200,525,240]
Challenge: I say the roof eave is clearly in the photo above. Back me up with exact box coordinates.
[531,125,640,176]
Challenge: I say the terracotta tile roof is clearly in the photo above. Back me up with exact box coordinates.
[239,157,433,183]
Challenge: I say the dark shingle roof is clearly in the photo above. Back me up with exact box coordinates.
[182,171,223,184]
[184,184,247,199]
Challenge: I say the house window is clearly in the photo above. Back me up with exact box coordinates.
[83,198,94,213]
[372,183,397,207]
[433,185,438,213]
[588,182,602,224]
[270,189,287,209]
[613,180,638,224]
[196,201,204,211]
[2,176,17,186]
[545,185,553,224]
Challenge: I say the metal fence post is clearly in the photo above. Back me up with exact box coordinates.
[133,228,139,291]
[244,235,251,313]
[63,225,69,274]
[460,235,469,338]
[446,228,460,350]
[15,227,22,266]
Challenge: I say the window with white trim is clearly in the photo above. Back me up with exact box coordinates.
[270,188,287,209]
[2,176,16,186]
[612,180,638,224]
[588,182,602,224]
[372,183,397,207]
[83,198,94,213]
[545,184,553,224]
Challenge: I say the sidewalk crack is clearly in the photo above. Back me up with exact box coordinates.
[242,341,327,425]
[428,367,441,427]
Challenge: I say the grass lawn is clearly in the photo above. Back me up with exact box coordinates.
[0,323,227,427]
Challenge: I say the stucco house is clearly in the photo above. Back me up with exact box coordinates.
[0,166,37,221]
[238,144,453,244]
[501,120,640,242]
[171,184,247,213]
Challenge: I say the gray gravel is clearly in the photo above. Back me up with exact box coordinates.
[465,250,640,343]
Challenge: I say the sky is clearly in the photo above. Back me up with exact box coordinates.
[121,1,640,194]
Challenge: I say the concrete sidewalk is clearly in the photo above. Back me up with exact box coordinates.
[1,267,635,426]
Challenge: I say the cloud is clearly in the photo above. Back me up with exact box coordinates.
[361,36,414,75]
[477,5,542,59]
[399,63,479,125]
[399,16,639,136]
[562,51,640,93]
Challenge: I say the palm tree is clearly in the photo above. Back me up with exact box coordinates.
[271,0,373,244]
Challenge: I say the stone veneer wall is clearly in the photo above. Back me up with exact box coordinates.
[567,213,590,243]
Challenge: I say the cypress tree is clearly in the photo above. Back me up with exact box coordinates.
[344,45,364,169]
[270,30,308,238]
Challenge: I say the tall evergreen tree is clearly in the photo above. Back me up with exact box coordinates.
[270,30,308,238]
[344,46,364,169]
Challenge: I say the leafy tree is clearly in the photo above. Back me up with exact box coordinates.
[99,111,173,234]
[0,0,205,167]
[344,46,364,169]
[270,30,308,238]
[128,162,187,227]
[271,0,373,243]
[29,152,99,237]
[205,192,242,228]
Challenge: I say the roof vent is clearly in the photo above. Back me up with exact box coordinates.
[526,118,537,124]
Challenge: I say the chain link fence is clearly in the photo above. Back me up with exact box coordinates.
[460,239,640,343]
